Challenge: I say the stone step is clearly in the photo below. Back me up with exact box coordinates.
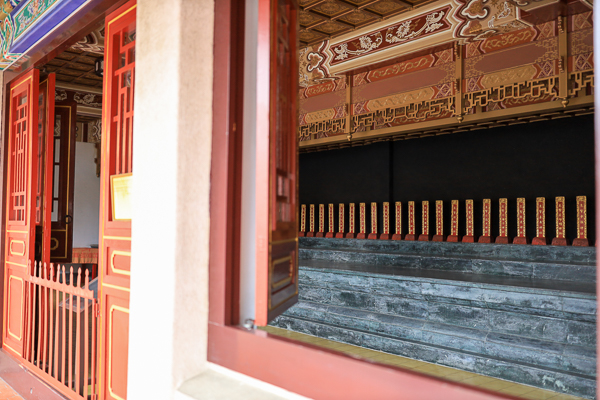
[299,237,597,265]
[271,313,596,399]
[300,247,596,283]
[298,266,596,347]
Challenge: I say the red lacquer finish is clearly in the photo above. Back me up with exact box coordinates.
[255,0,299,326]
[36,74,55,265]
[3,69,40,358]
[98,2,136,399]
[208,1,520,398]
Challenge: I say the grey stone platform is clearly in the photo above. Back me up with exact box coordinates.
[271,238,597,399]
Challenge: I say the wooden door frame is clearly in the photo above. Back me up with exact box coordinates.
[208,0,520,398]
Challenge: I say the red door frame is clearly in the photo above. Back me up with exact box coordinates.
[208,1,520,398]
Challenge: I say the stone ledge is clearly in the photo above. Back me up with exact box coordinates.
[176,363,310,400]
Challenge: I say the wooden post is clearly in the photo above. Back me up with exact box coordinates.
[357,203,367,239]
[532,197,547,245]
[346,203,356,238]
[316,204,325,237]
[336,203,345,238]
[462,200,475,242]
[478,199,492,243]
[496,198,510,244]
[392,202,403,240]
[447,200,460,242]
[368,202,379,239]
[552,196,568,246]
[418,201,431,241]
[299,204,306,237]
[307,204,315,237]
[380,202,391,240]
[405,201,417,241]
[326,204,335,238]
[513,198,529,244]
[432,200,445,242]
[573,196,589,246]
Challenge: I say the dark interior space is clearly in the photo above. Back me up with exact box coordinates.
[299,114,595,243]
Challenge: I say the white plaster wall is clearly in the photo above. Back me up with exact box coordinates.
[72,142,99,247]
[128,0,214,399]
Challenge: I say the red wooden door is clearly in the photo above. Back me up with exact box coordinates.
[35,73,55,265]
[2,69,40,357]
[50,101,76,263]
[99,2,136,399]
[256,0,299,326]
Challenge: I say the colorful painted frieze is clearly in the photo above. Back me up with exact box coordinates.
[573,196,589,246]
[552,197,568,246]
[532,197,547,245]
[299,204,306,237]
[336,203,345,238]
[496,198,509,244]
[326,204,335,238]
[419,201,431,241]
[478,199,492,243]
[406,201,416,241]
[513,198,528,244]
[463,200,475,242]
[433,200,444,242]
[447,200,460,242]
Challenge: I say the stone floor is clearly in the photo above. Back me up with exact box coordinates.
[261,325,587,400]
[0,377,23,400]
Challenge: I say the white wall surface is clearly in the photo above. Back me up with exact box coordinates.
[72,142,100,247]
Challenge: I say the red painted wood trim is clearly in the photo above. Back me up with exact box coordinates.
[208,324,520,400]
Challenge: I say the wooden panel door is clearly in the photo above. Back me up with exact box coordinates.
[3,69,40,357]
[256,0,299,326]
[99,1,136,399]
[50,101,76,263]
[35,73,55,265]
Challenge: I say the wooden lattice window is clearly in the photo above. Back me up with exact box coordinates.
[10,92,30,223]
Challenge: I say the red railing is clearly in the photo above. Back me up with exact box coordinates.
[23,261,98,400]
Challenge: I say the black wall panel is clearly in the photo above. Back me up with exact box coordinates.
[299,114,595,242]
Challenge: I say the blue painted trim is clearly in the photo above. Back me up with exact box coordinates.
[11,0,88,54]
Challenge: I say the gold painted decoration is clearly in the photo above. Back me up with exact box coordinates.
[435,200,443,236]
[573,196,589,246]
[463,199,474,242]
[309,204,315,234]
[406,201,416,240]
[371,202,377,234]
[358,202,367,239]
[326,203,335,238]
[300,204,306,235]
[482,199,491,237]
[556,197,566,238]
[499,198,508,238]
[395,202,402,235]
[383,202,390,235]
[419,201,430,241]
[513,197,528,244]
[318,204,325,236]
[448,200,459,241]
[349,203,355,233]
[368,202,379,239]
[536,197,545,239]
[338,203,345,235]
